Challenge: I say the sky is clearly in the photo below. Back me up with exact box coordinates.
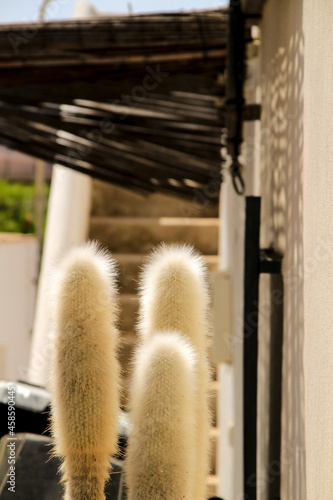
[0,0,228,23]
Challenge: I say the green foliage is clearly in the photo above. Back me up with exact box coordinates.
[0,180,49,234]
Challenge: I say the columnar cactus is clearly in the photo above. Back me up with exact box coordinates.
[126,332,197,500]
[130,243,212,500]
[49,242,120,500]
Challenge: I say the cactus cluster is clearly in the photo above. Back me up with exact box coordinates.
[49,242,211,500]
[127,244,211,500]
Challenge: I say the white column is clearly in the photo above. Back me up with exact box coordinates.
[217,177,245,500]
[28,166,91,385]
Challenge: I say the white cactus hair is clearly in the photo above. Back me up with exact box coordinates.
[132,243,212,500]
[126,331,197,500]
[49,241,120,500]
[138,242,211,346]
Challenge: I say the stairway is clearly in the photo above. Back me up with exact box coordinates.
[89,180,220,496]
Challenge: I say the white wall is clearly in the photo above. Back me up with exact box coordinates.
[0,234,38,381]
[303,2,333,497]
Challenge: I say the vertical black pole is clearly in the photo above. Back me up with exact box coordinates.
[225,2,246,194]
[225,1,245,160]
[243,196,261,500]
[268,274,283,500]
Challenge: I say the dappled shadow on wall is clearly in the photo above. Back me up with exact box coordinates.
[259,12,306,500]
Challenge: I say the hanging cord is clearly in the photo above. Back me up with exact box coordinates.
[230,157,245,195]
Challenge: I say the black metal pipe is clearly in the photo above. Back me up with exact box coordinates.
[242,197,283,499]
[268,274,283,500]
[243,196,261,500]
[225,1,245,194]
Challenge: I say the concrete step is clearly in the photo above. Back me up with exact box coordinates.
[113,253,219,293]
[89,216,219,255]
[119,294,138,334]
[209,427,219,476]
[91,179,219,218]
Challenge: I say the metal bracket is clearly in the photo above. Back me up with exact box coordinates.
[243,104,262,121]
[219,103,261,123]
[260,248,282,274]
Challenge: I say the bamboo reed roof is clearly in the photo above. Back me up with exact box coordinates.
[0,10,240,201]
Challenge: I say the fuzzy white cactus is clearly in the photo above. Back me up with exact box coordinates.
[49,242,120,500]
[132,243,212,500]
[126,331,197,500]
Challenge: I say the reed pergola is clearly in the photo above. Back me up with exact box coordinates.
[0,10,248,201]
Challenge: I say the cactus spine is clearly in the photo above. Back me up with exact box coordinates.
[136,243,212,500]
[49,242,120,500]
[126,332,197,500]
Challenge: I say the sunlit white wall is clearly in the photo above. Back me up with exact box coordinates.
[259,0,306,498]
[303,1,333,497]
[0,235,38,381]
